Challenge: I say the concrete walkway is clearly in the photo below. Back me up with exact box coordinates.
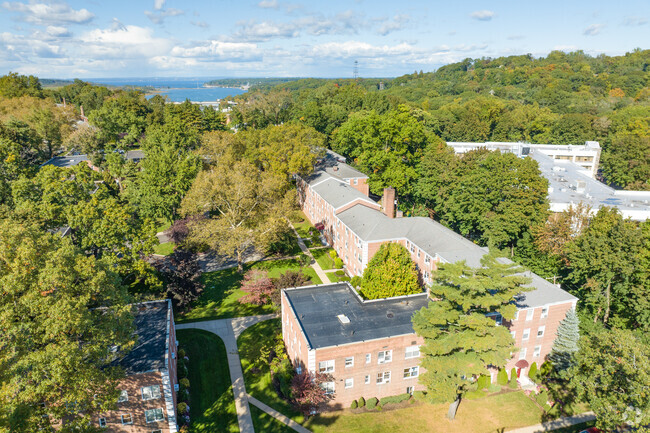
[176,314,276,433]
[507,412,596,433]
[287,223,330,283]
[247,394,313,433]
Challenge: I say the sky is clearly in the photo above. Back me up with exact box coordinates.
[0,0,648,79]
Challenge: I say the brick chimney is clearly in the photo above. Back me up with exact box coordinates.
[383,187,396,219]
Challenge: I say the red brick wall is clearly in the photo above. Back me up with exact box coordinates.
[282,291,311,370]
[348,177,369,196]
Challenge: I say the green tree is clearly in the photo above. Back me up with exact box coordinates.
[412,254,531,419]
[548,308,580,374]
[359,243,421,299]
[570,328,650,431]
[0,220,133,432]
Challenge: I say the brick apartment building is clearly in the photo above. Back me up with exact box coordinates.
[290,153,578,406]
[95,300,179,432]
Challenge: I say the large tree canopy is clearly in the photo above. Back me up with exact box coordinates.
[358,243,421,299]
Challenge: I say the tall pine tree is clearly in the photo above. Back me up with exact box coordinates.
[412,254,532,419]
[548,308,580,374]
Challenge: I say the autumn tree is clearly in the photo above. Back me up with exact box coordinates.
[157,249,204,311]
[412,254,532,419]
[290,371,334,416]
[0,220,134,431]
[239,269,275,305]
[532,202,591,261]
[359,243,421,299]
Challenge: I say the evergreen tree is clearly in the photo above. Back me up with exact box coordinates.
[412,254,531,419]
[548,308,580,373]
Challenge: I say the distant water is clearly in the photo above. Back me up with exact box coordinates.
[85,77,246,102]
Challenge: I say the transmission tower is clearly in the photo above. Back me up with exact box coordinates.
[353,60,359,80]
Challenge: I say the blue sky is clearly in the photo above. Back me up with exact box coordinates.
[0,0,648,78]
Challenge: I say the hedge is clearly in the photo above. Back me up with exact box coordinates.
[477,374,490,390]
[358,396,366,407]
[350,400,358,409]
[413,390,428,401]
[497,368,508,385]
[366,397,379,409]
[529,362,538,381]
[508,368,518,389]
[379,393,411,406]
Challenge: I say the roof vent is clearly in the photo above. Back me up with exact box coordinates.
[386,311,394,319]
[337,314,350,324]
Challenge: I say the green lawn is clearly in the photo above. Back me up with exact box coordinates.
[176,329,238,433]
[153,242,175,256]
[290,210,315,239]
[238,319,306,425]
[305,391,545,433]
[178,257,321,323]
[250,406,295,433]
[311,247,336,270]
[156,219,172,233]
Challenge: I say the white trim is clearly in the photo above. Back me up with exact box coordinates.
[162,299,178,432]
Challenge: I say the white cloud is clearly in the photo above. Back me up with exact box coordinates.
[622,16,647,26]
[2,1,94,25]
[154,0,165,10]
[470,10,495,21]
[583,23,604,36]
[46,25,71,37]
[233,20,299,41]
[169,40,261,61]
[190,20,209,28]
[145,7,184,24]
[80,24,173,59]
[377,14,410,36]
[257,0,278,8]
[310,40,416,58]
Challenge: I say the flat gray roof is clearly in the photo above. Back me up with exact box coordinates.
[284,283,428,349]
[319,149,368,180]
[41,155,90,168]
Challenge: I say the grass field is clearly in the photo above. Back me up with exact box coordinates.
[176,329,238,433]
[178,257,322,323]
[153,242,175,256]
[250,405,296,433]
[311,247,336,270]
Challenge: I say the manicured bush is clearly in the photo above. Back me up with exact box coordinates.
[177,389,190,402]
[335,270,345,276]
[366,397,379,409]
[179,378,190,389]
[497,368,508,386]
[329,250,337,260]
[358,396,366,407]
[334,258,343,269]
[477,374,490,390]
[350,276,362,287]
[412,391,428,401]
[509,368,518,389]
[535,390,549,407]
[529,362,538,381]
[379,393,411,406]
[177,402,188,414]
[487,384,502,393]
[298,254,312,267]
[178,362,188,379]
[464,389,486,400]
[178,348,186,358]
[350,400,358,409]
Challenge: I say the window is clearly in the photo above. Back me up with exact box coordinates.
[405,345,420,359]
[519,348,527,360]
[537,326,545,338]
[541,307,549,319]
[376,371,391,385]
[488,313,503,326]
[345,378,353,389]
[406,386,414,395]
[145,408,164,423]
[354,179,358,185]
[322,382,335,395]
[526,309,534,321]
[141,385,161,401]
[378,350,392,364]
[121,414,133,425]
[117,390,128,403]
[345,357,354,368]
[295,366,302,375]
[533,345,542,358]
[425,255,430,264]
[510,331,516,339]
[319,360,335,373]
[98,417,106,427]
[515,310,520,321]
[365,353,371,364]
[403,366,419,379]
[522,328,530,341]
[365,375,370,384]
[152,430,162,433]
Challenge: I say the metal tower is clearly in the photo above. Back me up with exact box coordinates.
[353,60,359,80]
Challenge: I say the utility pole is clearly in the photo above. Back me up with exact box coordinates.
[353,60,359,80]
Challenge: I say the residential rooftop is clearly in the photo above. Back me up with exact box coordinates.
[283,283,429,350]
[40,154,90,168]
[316,149,368,181]
[310,176,377,209]
[115,300,170,376]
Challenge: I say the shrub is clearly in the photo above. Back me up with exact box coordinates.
[412,391,428,401]
[177,402,188,415]
[366,397,379,409]
[497,368,508,385]
[358,396,366,407]
[535,390,549,407]
[487,384,502,393]
[464,390,486,400]
[329,250,337,260]
[379,393,411,406]
[350,276,362,287]
[477,374,490,390]
[178,362,188,379]
[334,258,343,269]
[179,378,190,389]
[350,400,358,409]
[335,270,345,276]
[178,348,186,358]
[529,362,538,381]
[509,368,518,389]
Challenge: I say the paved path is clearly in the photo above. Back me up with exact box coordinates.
[247,395,313,433]
[287,223,330,283]
[507,412,596,433]
[176,314,276,433]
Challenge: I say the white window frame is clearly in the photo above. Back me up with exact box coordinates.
[365,353,371,364]
[519,348,527,360]
[378,350,392,364]
[405,345,420,359]
[117,390,128,403]
[345,357,354,368]
[364,375,370,384]
[145,408,164,423]
[141,385,161,401]
[318,360,335,373]
[526,309,534,321]
[522,328,530,341]
[537,326,545,338]
[376,371,391,385]
[403,366,419,379]
[510,331,516,340]
[345,378,353,389]
[541,307,549,319]
[322,381,335,395]
[121,414,133,425]
[98,417,106,428]
[533,345,542,358]
[406,386,414,395]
